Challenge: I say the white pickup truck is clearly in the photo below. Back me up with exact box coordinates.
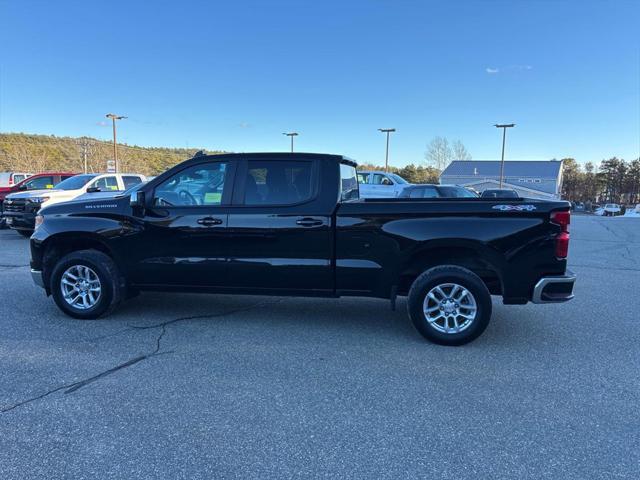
[356,170,410,198]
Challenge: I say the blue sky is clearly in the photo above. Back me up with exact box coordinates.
[0,0,638,167]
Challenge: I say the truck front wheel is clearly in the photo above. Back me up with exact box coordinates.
[50,249,123,319]
[407,265,492,346]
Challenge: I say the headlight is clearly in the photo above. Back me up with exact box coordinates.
[30,197,50,204]
[35,215,44,228]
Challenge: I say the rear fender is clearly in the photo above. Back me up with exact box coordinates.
[398,239,506,295]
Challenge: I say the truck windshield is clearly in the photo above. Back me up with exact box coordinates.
[54,174,98,190]
[389,174,408,184]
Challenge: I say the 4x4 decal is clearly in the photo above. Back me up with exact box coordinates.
[492,204,537,212]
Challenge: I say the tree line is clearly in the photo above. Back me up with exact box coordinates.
[561,157,640,204]
[0,133,222,176]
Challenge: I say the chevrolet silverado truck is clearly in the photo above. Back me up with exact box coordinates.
[29,153,575,345]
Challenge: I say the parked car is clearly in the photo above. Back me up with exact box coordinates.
[357,170,409,198]
[3,173,146,236]
[0,172,32,188]
[0,172,78,228]
[30,153,575,346]
[603,203,621,216]
[571,201,585,212]
[399,184,478,198]
[480,189,519,199]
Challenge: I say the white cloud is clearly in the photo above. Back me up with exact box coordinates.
[486,65,533,74]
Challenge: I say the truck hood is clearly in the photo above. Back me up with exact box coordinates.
[5,189,58,200]
[39,194,128,216]
[74,190,126,202]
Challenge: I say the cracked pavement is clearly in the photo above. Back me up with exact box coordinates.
[0,216,639,479]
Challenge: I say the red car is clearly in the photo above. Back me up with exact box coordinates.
[0,172,78,228]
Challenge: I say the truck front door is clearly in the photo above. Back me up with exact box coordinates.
[370,173,397,197]
[130,160,234,287]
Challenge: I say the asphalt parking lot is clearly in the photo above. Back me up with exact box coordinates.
[0,215,638,479]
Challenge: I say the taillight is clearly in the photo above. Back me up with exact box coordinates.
[551,211,570,258]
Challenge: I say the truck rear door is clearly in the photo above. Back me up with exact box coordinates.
[226,156,333,293]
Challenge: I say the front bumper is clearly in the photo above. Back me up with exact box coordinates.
[31,269,45,289]
[531,270,576,303]
[3,212,36,230]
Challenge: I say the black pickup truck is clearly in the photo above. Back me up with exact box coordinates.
[30,153,575,345]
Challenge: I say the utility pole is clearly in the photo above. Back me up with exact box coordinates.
[106,113,127,172]
[378,128,396,172]
[75,137,94,173]
[283,132,298,152]
[494,124,515,187]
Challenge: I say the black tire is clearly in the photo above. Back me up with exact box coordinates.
[407,265,492,346]
[16,229,33,237]
[50,249,123,319]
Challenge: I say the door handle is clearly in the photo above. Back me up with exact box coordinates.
[197,217,224,226]
[296,217,324,227]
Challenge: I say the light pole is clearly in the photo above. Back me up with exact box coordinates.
[282,132,298,152]
[106,113,127,172]
[494,123,515,187]
[378,128,396,172]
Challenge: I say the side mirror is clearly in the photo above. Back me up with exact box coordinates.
[18,184,27,191]
[130,190,146,207]
[86,186,101,193]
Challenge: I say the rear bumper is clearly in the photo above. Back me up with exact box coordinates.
[531,270,576,303]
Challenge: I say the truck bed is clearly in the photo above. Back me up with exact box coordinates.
[335,196,570,302]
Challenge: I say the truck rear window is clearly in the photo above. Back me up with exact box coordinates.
[243,160,313,206]
[340,164,359,201]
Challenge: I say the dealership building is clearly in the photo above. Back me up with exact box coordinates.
[439,160,564,199]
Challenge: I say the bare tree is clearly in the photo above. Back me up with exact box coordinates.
[452,139,472,160]
[425,136,452,170]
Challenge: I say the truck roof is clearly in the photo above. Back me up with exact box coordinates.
[182,152,358,168]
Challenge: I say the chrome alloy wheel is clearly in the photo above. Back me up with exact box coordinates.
[422,283,477,334]
[60,265,102,310]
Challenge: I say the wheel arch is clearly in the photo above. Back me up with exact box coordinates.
[41,232,123,293]
[397,240,505,297]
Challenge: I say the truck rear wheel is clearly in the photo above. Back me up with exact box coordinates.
[50,249,123,319]
[407,265,491,346]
